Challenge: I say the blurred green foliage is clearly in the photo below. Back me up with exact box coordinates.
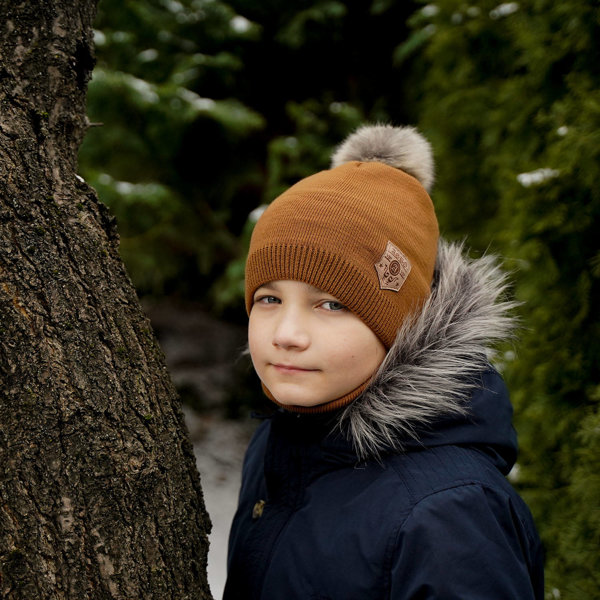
[399,1,599,597]
[81,0,416,314]
[80,0,267,301]
[82,0,599,596]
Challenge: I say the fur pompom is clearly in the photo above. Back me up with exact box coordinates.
[331,124,435,192]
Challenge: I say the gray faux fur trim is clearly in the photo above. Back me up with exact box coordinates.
[338,239,518,461]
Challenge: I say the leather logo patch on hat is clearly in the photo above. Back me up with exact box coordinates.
[375,241,411,292]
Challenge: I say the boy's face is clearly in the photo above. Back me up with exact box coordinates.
[248,280,386,408]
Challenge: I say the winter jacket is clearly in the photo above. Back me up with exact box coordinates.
[224,241,544,600]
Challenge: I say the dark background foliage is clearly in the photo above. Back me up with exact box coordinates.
[81,1,600,597]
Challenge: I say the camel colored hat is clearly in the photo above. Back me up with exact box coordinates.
[245,124,439,412]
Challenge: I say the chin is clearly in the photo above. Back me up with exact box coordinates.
[276,396,323,408]
[271,389,328,408]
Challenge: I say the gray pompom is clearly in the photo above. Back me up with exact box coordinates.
[331,124,435,192]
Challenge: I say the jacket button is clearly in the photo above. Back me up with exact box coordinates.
[252,500,266,520]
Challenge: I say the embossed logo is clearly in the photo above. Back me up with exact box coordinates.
[375,241,411,292]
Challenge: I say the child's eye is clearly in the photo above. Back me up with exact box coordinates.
[321,300,346,312]
[255,295,280,305]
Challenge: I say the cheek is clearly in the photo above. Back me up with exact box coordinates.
[247,313,265,362]
[334,330,385,375]
[326,337,366,371]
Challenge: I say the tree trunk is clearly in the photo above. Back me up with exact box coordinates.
[0,2,212,598]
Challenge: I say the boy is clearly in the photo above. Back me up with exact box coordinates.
[224,125,544,599]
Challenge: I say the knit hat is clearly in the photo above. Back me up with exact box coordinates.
[245,124,439,411]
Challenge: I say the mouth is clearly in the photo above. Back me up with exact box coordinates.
[271,363,318,374]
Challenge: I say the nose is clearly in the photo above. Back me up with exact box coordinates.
[272,307,310,350]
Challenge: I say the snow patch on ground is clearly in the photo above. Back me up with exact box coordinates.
[184,406,257,600]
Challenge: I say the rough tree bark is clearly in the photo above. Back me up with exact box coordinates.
[0,1,212,598]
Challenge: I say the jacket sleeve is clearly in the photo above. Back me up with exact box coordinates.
[389,483,543,599]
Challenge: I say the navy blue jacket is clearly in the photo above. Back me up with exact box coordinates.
[224,370,543,599]
[225,242,544,599]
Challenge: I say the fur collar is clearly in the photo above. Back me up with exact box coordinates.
[338,239,518,461]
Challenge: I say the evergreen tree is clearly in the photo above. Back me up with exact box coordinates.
[80,0,266,298]
[81,0,420,311]
[400,1,599,597]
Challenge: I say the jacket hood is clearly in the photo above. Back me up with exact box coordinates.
[338,239,519,466]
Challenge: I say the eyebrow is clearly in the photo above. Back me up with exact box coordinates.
[256,281,339,299]
[255,282,279,292]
